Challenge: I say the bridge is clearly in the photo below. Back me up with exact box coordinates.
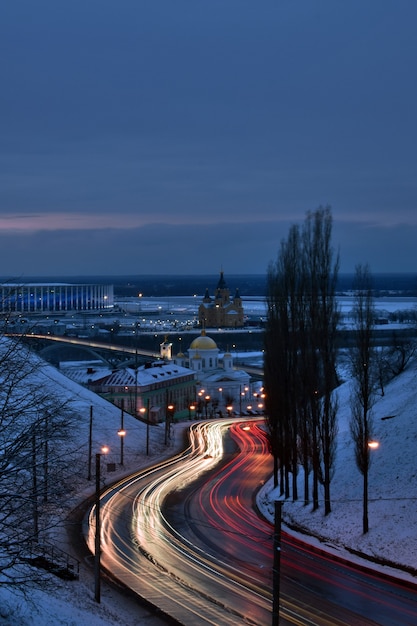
[13,333,161,359]
[7,333,264,375]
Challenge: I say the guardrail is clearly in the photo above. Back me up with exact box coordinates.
[25,540,80,580]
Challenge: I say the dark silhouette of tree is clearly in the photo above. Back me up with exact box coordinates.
[302,208,340,514]
[264,224,302,497]
[349,264,377,534]
[264,207,339,514]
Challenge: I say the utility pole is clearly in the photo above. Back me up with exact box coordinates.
[146,397,150,456]
[272,500,282,626]
[94,453,101,603]
[88,406,93,480]
[119,400,125,465]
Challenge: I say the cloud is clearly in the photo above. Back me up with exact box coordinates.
[0,218,416,279]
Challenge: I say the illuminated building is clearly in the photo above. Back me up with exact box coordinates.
[0,283,113,313]
[198,270,244,328]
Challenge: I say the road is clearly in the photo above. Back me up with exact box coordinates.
[85,419,417,625]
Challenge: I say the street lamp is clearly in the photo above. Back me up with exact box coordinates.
[166,403,175,444]
[204,395,210,418]
[118,400,125,465]
[272,500,283,626]
[139,398,151,455]
[363,438,379,533]
[197,390,204,418]
[88,405,93,480]
[117,429,126,465]
[94,445,109,604]
[240,387,245,415]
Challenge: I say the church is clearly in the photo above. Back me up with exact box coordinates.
[198,271,244,328]
[173,329,251,416]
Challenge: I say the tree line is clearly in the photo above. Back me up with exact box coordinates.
[263,207,416,532]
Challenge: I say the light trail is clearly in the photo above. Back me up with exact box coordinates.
[85,418,417,626]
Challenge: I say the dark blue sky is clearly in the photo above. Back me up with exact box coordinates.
[1,1,417,276]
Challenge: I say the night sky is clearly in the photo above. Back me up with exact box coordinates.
[1,1,417,277]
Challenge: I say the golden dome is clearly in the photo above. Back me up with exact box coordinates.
[190,330,218,351]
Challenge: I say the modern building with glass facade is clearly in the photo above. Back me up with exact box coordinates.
[0,283,114,313]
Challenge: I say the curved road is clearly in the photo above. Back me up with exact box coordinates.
[85,419,417,625]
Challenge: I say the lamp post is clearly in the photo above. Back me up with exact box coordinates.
[139,398,151,455]
[94,446,109,603]
[118,400,125,465]
[189,403,196,419]
[166,403,175,445]
[272,500,283,626]
[88,405,93,480]
[197,390,204,418]
[363,438,379,533]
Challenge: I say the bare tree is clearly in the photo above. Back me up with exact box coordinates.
[385,332,416,378]
[0,325,76,589]
[349,264,377,534]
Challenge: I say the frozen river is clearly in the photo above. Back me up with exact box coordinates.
[116,294,416,322]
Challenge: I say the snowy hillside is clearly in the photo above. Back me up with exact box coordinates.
[2,351,417,624]
[258,361,417,578]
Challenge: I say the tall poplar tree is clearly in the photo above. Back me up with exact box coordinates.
[349,263,377,533]
[264,207,339,513]
[302,208,340,513]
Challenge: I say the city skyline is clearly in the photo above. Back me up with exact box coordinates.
[1,1,417,277]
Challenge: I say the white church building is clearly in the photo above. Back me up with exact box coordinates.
[167,330,253,416]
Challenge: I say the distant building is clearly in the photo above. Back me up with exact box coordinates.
[90,361,196,422]
[0,283,113,313]
[198,271,244,328]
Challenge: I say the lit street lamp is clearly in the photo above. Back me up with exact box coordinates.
[117,429,126,464]
[139,398,151,455]
[94,445,109,603]
[118,400,125,465]
[166,403,175,445]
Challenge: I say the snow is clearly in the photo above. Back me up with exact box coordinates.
[0,350,187,625]
[2,351,417,623]
[257,358,417,584]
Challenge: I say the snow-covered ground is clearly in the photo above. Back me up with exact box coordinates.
[2,354,417,624]
[258,361,417,584]
[0,354,188,626]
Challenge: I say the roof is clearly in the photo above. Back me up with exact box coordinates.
[94,361,195,387]
[216,271,227,290]
[189,330,218,351]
